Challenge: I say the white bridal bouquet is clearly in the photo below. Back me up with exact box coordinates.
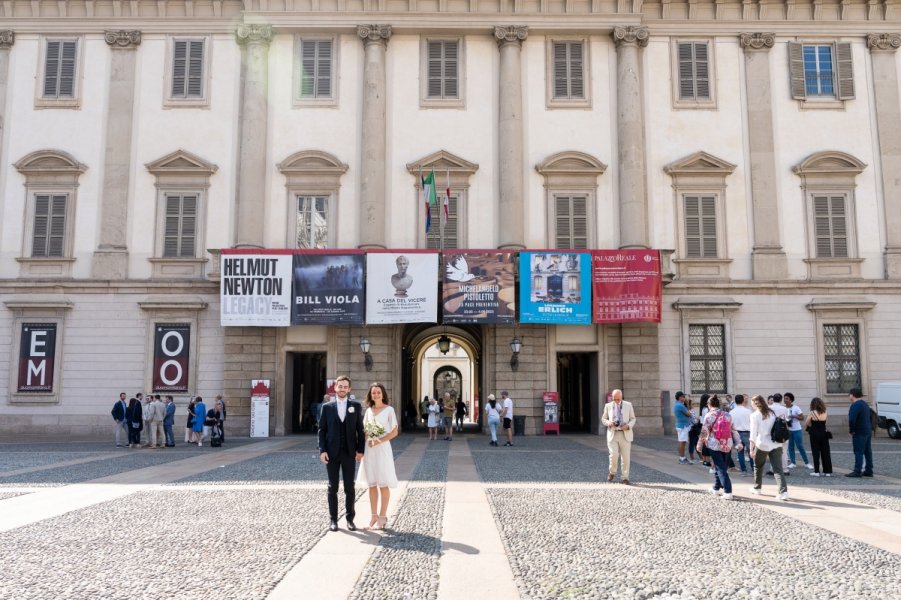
[364,420,386,440]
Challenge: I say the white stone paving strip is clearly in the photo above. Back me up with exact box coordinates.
[572,435,901,556]
[266,437,428,600]
[0,451,130,477]
[438,441,521,600]
[0,438,302,533]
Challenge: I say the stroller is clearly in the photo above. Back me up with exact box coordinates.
[210,424,223,447]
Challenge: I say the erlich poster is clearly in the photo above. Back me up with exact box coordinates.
[366,251,439,324]
[442,251,516,324]
[519,252,592,325]
[220,252,293,326]
[293,253,365,324]
[591,250,662,324]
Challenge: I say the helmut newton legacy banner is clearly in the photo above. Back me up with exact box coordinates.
[519,252,592,325]
[153,324,190,392]
[220,252,293,326]
[293,253,365,324]
[591,250,662,324]
[365,251,439,324]
[442,251,516,324]
[18,323,57,392]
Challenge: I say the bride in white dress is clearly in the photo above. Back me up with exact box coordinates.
[357,382,399,530]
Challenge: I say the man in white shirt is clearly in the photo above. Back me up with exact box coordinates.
[501,391,514,447]
[767,394,790,475]
[729,395,753,475]
[601,389,637,484]
[148,394,167,449]
[783,392,812,469]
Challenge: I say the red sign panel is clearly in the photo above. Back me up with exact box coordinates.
[153,324,190,392]
[18,323,57,392]
[591,250,662,324]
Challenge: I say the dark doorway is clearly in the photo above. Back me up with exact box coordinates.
[557,353,599,433]
[288,352,325,434]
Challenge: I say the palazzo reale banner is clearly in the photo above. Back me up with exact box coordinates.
[591,250,662,324]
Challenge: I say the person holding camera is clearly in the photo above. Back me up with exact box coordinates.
[601,389,636,484]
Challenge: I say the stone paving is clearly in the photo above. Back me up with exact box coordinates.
[0,433,898,600]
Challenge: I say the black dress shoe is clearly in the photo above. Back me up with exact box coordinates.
[346,520,357,531]
[845,472,862,478]
[329,520,339,532]
[862,472,874,477]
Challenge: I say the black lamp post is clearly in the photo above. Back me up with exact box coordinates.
[510,336,522,371]
[437,334,451,355]
[359,336,373,371]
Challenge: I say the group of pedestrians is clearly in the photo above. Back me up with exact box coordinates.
[112,393,226,448]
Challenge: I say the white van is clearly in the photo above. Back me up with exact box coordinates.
[876,382,901,439]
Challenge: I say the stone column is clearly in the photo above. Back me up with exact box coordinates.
[235,24,273,249]
[868,33,901,279]
[0,31,13,157]
[740,32,787,280]
[91,30,141,279]
[495,25,528,250]
[612,26,650,249]
[357,24,392,249]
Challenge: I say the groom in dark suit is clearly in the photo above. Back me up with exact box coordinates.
[318,375,365,531]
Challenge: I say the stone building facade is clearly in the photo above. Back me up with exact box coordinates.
[2,0,900,437]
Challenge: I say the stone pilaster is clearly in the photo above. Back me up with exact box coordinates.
[0,31,13,162]
[357,24,392,249]
[92,30,141,279]
[620,322,663,435]
[613,26,650,249]
[868,33,901,279]
[235,24,273,249]
[495,25,528,250]
[740,32,787,280]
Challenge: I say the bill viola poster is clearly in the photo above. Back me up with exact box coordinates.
[442,251,516,324]
[591,250,662,324]
[293,252,365,324]
[220,251,293,326]
[519,252,592,325]
[365,251,439,324]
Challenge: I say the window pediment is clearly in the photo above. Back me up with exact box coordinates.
[792,151,866,178]
[664,151,736,179]
[406,150,479,178]
[146,149,218,178]
[15,150,87,181]
[536,151,606,177]
[278,150,348,177]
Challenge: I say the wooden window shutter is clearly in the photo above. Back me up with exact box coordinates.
[677,42,695,100]
[571,195,588,248]
[830,195,848,257]
[58,41,77,98]
[555,195,573,248]
[813,195,844,258]
[299,40,315,97]
[553,43,568,99]
[32,194,67,257]
[694,43,710,100]
[834,42,855,100]
[427,41,443,98]
[445,195,459,249]
[32,194,51,256]
[186,40,204,98]
[552,42,584,100]
[163,195,198,258]
[316,40,332,98]
[684,196,702,258]
[788,42,807,100]
[569,42,584,99]
[700,196,717,257]
[180,195,197,257]
[172,40,187,97]
[44,41,61,97]
[444,41,459,99]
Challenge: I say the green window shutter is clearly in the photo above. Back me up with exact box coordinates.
[834,42,855,100]
[788,42,807,100]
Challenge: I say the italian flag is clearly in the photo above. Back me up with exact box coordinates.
[422,169,437,233]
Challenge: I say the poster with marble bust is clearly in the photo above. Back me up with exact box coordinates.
[365,251,439,324]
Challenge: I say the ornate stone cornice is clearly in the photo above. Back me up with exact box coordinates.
[740,32,775,51]
[0,30,13,49]
[104,30,141,48]
[494,26,529,47]
[612,26,649,48]
[867,33,901,52]
[357,24,392,45]
[235,24,273,46]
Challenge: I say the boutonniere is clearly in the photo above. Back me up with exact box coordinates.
[348,406,355,414]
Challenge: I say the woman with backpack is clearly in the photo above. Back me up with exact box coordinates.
[749,395,789,500]
[804,397,833,477]
[697,395,743,500]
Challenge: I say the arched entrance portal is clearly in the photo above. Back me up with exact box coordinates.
[400,324,483,432]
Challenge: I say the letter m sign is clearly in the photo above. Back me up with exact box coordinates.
[18,323,57,392]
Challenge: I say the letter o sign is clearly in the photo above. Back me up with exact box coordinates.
[153,325,190,392]
[160,331,184,357]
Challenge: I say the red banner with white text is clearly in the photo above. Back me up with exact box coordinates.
[591,250,662,324]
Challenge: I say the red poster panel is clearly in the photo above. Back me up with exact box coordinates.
[591,250,662,324]
[153,324,191,392]
[18,323,57,392]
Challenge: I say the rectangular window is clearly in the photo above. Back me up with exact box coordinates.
[171,39,205,99]
[790,41,853,102]
[43,39,77,99]
[677,42,710,101]
[426,194,458,250]
[823,324,861,393]
[296,195,329,249]
[427,40,459,100]
[552,41,584,100]
[683,195,717,258]
[803,45,834,96]
[298,39,333,99]
[689,324,726,394]
[32,194,67,257]
[813,195,848,258]
[163,194,198,258]
[554,195,588,249]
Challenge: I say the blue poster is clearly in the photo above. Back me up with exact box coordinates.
[519,252,591,325]
[292,253,365,324]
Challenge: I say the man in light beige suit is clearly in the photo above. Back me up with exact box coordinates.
[602,389,636,484]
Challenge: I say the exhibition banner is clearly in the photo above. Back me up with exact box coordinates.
[519,252,592,325]
[365,251,439,324]
[591,250,662,324]
[442,251,516,324]
[220,251,293,326]
[292,252,365,324]
[18,323,56,392]
[152,324,190,393]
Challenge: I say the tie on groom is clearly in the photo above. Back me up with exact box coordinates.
[318,375,366,532]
